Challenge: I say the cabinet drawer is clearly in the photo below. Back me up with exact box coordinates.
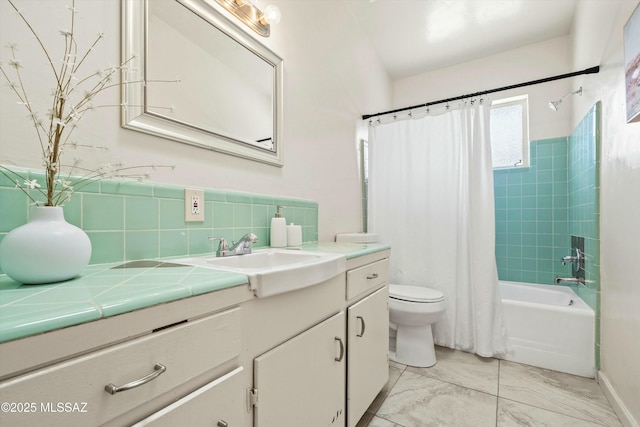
[0,307,242,427]
[346,259,389,300]
[133,366,245,427]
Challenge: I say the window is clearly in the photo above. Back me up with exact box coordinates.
[490,95,529,168]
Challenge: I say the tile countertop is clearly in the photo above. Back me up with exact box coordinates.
[0,242,390,344]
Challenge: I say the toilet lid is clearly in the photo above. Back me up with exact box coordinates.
[389,284,444,303]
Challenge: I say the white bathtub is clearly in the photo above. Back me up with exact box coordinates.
[499,281,595,378]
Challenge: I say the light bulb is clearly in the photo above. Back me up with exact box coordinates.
[260,4,281,25]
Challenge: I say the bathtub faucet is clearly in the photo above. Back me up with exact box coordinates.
[554,277,585,286]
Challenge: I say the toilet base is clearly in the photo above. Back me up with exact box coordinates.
[390,324,437,368]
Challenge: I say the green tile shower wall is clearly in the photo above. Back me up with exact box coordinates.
[494,137,572,285]
[493,103,601,368]
[0,178,318,272]
[569,103,601,309]
[568,103,601,365]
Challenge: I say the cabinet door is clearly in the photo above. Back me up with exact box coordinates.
[347,286,389,427]
[254,311,346,427]
[133,367,245,427]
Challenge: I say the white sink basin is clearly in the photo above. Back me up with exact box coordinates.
[175,249,346,298]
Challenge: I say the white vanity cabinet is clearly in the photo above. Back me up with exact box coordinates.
[0,299,249,427]
[0,248,390,427]
[253,311,346,427]
[243,248,390,427]
[345,254,390,427]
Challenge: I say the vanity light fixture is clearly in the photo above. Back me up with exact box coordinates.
[215,0,281,37]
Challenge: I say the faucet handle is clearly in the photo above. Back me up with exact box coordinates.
[209,237,228,251]
[561,255,576,266]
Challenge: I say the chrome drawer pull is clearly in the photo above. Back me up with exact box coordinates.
[105,363,166,395]
[334,337,345,362]
[366,273,379,280]
[217,421,229,427]
[356,316,366,337]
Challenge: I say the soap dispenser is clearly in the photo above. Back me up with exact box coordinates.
[270,205,287,247]
[287,222,302,246]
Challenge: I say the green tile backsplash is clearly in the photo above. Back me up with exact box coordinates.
[0,178,319,272]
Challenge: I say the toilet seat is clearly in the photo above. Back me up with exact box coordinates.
[390,284,444,303]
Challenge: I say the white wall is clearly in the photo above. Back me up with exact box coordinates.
[0,0,392,241]
[392,35,577,141]
[572,1,640,425]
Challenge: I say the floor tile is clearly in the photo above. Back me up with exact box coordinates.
[376,370,497,427]
[497,398,609,426]
[498,360,621,426]
[368,362,406,413]
[359,349,622,427]
[407,346,499,395]
[357,361,406,426]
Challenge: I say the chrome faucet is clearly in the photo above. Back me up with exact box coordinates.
[209,237,229,257]
[229,233,258,255]
[210,233,258,257]
[560,247,584,271]
[554,277,585,286]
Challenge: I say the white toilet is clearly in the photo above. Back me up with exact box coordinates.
[389,284,445,368]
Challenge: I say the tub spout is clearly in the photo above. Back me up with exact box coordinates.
[554,277,585,286]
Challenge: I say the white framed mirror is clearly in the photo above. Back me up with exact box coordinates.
[122,0,284,166]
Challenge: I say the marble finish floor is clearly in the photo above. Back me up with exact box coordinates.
[357,346,621,427]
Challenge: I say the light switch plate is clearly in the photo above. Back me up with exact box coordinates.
[185,189,205,222]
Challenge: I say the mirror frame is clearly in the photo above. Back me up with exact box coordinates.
[121,0,284,166]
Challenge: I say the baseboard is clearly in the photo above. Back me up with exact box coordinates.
[598,370,639,427]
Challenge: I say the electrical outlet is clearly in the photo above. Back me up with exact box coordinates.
[185,189,205,222]
[191,195,200,214]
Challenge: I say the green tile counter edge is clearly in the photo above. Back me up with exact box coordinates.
[0,262,249,344]
[0,243,390,343]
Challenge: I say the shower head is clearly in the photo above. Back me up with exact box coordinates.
[548,87,583,111]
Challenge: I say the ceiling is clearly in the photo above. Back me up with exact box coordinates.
[343,0,578,80]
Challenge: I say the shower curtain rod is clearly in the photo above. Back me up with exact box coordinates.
[361,65,600,120]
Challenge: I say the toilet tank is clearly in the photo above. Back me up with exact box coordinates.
[335,233,379,243]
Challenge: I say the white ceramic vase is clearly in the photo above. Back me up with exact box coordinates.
[0,206,92,284]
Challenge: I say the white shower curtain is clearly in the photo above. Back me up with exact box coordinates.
[368,103,508,357]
